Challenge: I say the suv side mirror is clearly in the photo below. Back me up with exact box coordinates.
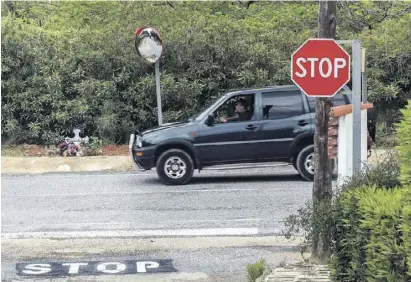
[206,114,215,126]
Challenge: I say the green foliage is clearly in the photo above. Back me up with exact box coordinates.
[330,187,368,281]
[1,1,410,144]
[339,149,401,190]
[375,121,397,148]
[283,199,337,260]
[403,195,411,278]
[83,136,103,156]
[247,259,266,282]
[338,2,411,126]
[1,145,26,157]
[283,152,402,262]
[396,101,411,186]
[330,186,411,282]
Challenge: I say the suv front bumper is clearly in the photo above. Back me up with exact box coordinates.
[129,134,156,171]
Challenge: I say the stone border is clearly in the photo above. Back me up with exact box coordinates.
[1,149,388,175]
[262,263,330,282]
[1,156,134,174]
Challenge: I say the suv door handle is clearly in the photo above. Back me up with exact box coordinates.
[298,120,309,126]
[246,124,258,131]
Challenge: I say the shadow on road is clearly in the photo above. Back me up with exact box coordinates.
[144,173,304,185]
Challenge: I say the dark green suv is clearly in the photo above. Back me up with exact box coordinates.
[130,85,372,185]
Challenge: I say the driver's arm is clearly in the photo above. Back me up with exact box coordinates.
[220,113,239,123]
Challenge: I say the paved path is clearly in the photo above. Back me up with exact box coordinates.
[262,264,330,282]
[2,167,312,281]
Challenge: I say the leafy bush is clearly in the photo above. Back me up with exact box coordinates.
[82,136,103,156]
[339,149,401,190]
[396,100,411,186]
[283,199,336,261]
[247,259,266,282]
[330,186,411,282]
[1,2,411,145]
[403,194,411,278]
[283,153,402,253]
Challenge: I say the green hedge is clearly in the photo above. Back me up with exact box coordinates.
[2,2,411,145]
[330,186,411,282]
[396,101,411,186]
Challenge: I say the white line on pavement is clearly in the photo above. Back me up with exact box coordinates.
[2,167,295,178]
[2,228,269,239]
[1,173,151,178]
[1,218,264,228]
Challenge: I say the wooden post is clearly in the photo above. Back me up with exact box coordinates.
[311,0,336,263]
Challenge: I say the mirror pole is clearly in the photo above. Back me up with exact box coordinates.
[155,60,163,126]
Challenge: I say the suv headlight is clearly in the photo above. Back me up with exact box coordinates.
[136,135,143,148]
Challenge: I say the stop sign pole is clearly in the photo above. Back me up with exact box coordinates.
[334,40,362,176]
[346,39,362,175]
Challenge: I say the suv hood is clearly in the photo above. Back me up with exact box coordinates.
[140,121,190,136]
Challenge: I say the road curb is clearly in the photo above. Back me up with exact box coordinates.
[2,235,304,260]
[1,148,387,175]
[262,263,331,282]
[1,156,134,174]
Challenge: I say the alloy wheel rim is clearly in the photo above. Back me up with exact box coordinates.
[164,156,187,179]
[304,153,315,174]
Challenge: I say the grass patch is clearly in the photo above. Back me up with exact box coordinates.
[1,145,27,157]
[247,258,266,282]
[375,121,397,148]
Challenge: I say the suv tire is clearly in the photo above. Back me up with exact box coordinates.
[296,145,336,181]
[156,149,194,185]
[296,145,315,181]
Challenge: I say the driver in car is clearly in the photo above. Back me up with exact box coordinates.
[219,99,250,123]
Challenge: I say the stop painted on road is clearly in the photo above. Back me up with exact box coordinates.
[16,260,177,277]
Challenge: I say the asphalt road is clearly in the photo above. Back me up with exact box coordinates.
[1,167,312,281]
[2,167,312,234]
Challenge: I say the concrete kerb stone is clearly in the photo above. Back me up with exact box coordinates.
[1,156,134,174]
[256,267,273,282]
[1,148,387,175]
[2,236,305,261]
[261,263,331,282]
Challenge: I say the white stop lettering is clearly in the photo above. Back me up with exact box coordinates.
[96,262,126,274]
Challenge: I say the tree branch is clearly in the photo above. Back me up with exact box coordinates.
[247,1,257,9]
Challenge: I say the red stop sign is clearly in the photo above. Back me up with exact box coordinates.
[291,39,350,97]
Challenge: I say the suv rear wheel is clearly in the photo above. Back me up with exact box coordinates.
[296,145,315,181]
[296,145,335,181]
[156,149,194,185]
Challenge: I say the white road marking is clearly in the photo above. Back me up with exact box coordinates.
[1,228,275,239]
[2,167,295,178]
[169,218,263,223]
[1,173,151,178]
[2,188,258,197]
[1,218,264,228]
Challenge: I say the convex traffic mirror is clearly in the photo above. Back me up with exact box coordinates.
[135,27,163,63]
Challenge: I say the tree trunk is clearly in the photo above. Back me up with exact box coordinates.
[311,0,336,264]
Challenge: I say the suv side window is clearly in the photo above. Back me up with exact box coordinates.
[214,94,256,123]
[262,91,304,120]
[307,92,349,112]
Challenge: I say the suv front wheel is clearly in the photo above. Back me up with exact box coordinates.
[156,149,194,185]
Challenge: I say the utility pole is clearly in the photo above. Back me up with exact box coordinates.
[311,0,336,263]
